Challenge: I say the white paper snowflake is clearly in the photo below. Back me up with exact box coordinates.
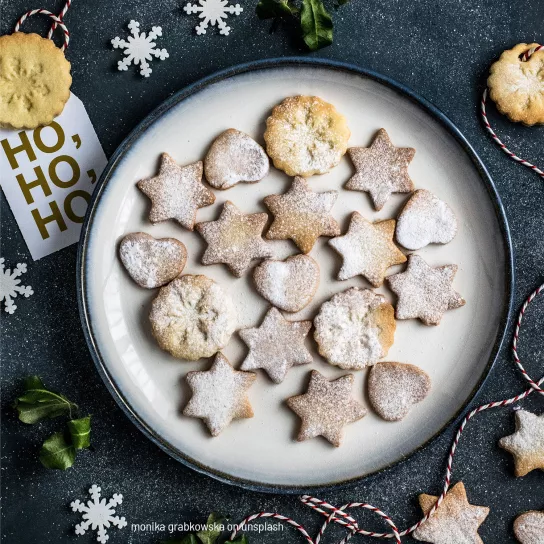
[71,485,127,543]
[0,258,33,314]
[111,20,169,77]
[183,0,243,36]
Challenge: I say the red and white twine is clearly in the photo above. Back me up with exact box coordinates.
[13,0,73,51]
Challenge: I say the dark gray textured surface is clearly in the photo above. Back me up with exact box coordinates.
[1,1,543,542]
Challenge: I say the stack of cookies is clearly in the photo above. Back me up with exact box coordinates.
[118,96,465,446]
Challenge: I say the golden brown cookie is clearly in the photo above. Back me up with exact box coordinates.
[183,353,256,436]
[264,176,340,254]
[368,362,431,421]
[0,33,72,129]
[149,275,236,360]
[499,410,544,477]
[119,232,187,288]
[196,201,273,277]
[204,128,269,189]
[286,370,367,447]
[313,287,396,370]
[329,212,406,287]
[488,43,544,125]
[264,96,350,177]
[413,482,490,544]
[514,511,544,544]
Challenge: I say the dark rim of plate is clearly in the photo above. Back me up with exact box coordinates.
[77,57,515,495]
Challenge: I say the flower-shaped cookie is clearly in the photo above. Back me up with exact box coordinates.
[488,43,544,125]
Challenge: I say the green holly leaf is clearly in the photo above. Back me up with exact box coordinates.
[256,0,299,19]
[300,0,333,51]
[67,416,91,449]
[229,537,249,544]
[196,513,226,544]
[14,376,78,424]
[39,431,76,470]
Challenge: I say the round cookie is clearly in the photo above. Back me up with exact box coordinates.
[488,43,544,126]
[264,95,350,177]
[119,232,187,288]
[514,511,544,544]
[149,275,236,360]
[0,33,72,129]
[204,128,269,189]
[313,287,396,370]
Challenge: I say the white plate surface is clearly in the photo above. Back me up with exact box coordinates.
[82,64,510,490]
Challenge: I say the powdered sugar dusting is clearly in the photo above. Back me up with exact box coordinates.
[514,511,544,544]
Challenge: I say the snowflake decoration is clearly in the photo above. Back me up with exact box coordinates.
[0,258,33,314]
[71,485,127,543]
[183,0,243,36]
[111,20,169,78]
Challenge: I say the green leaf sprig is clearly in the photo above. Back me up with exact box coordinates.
[256,0,348,51]
[14,376,91,470]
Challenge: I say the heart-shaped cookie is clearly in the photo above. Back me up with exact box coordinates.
[204,128,269,190]
[253,254,320,313]
[119,232,187,288]
[514,511,544,544]
[396,189,457,250]
[368,362,431,421]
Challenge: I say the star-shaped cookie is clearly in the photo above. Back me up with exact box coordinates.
[329,212,406,286]
[264,176,341,254]
[286,370,367,447]
[346,128,415,210]
[183,353,256,436]
[137,153,215,230]
[196,201,273,277]
[387,254,465,325]
[239,307,312,384]
[413,482,490,544]
[499,410,544,477]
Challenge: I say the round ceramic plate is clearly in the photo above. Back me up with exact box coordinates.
[78,59,513,493]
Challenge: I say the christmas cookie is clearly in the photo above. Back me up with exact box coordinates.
[368,362,431,421]
[149,275,236,360]
[204,129,269,189]
[488,43,544,125]
[239,307,312,383]
[346,129,415,210]
[329,212,406,287]
[514,511,544,544]
[253,254,320,313]
[137,153,215,230]
[264,176,341,254]
[0,33,72,129]
[396,189,458,250]
[413,482,490,544]
[499,410,544,477]
[286,370,367,447]
[313,287,396,370]
[183,353,256,436]
[387,254,465,326]
[196,201,273,277]
[264,96,350,177]
[118,232,187,288]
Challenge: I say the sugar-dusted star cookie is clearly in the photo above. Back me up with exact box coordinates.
[196,201,273,277]
[137,153,215,230]
[514,510,544,544]
[387,254,465,326]
[413,482,490,544]
[329,212,406,286]
[183,353,256,436]
[287,370,367,447]
[499,410,544,477]
[346,128,415,210]
[239,307,312,384]
[264,176,340,254]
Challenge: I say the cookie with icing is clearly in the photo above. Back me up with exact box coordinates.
[313,287,396,370]
[204,129,269,189]
[514,511,544,544]
[184,353,256,436]
[264,95,350,177]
